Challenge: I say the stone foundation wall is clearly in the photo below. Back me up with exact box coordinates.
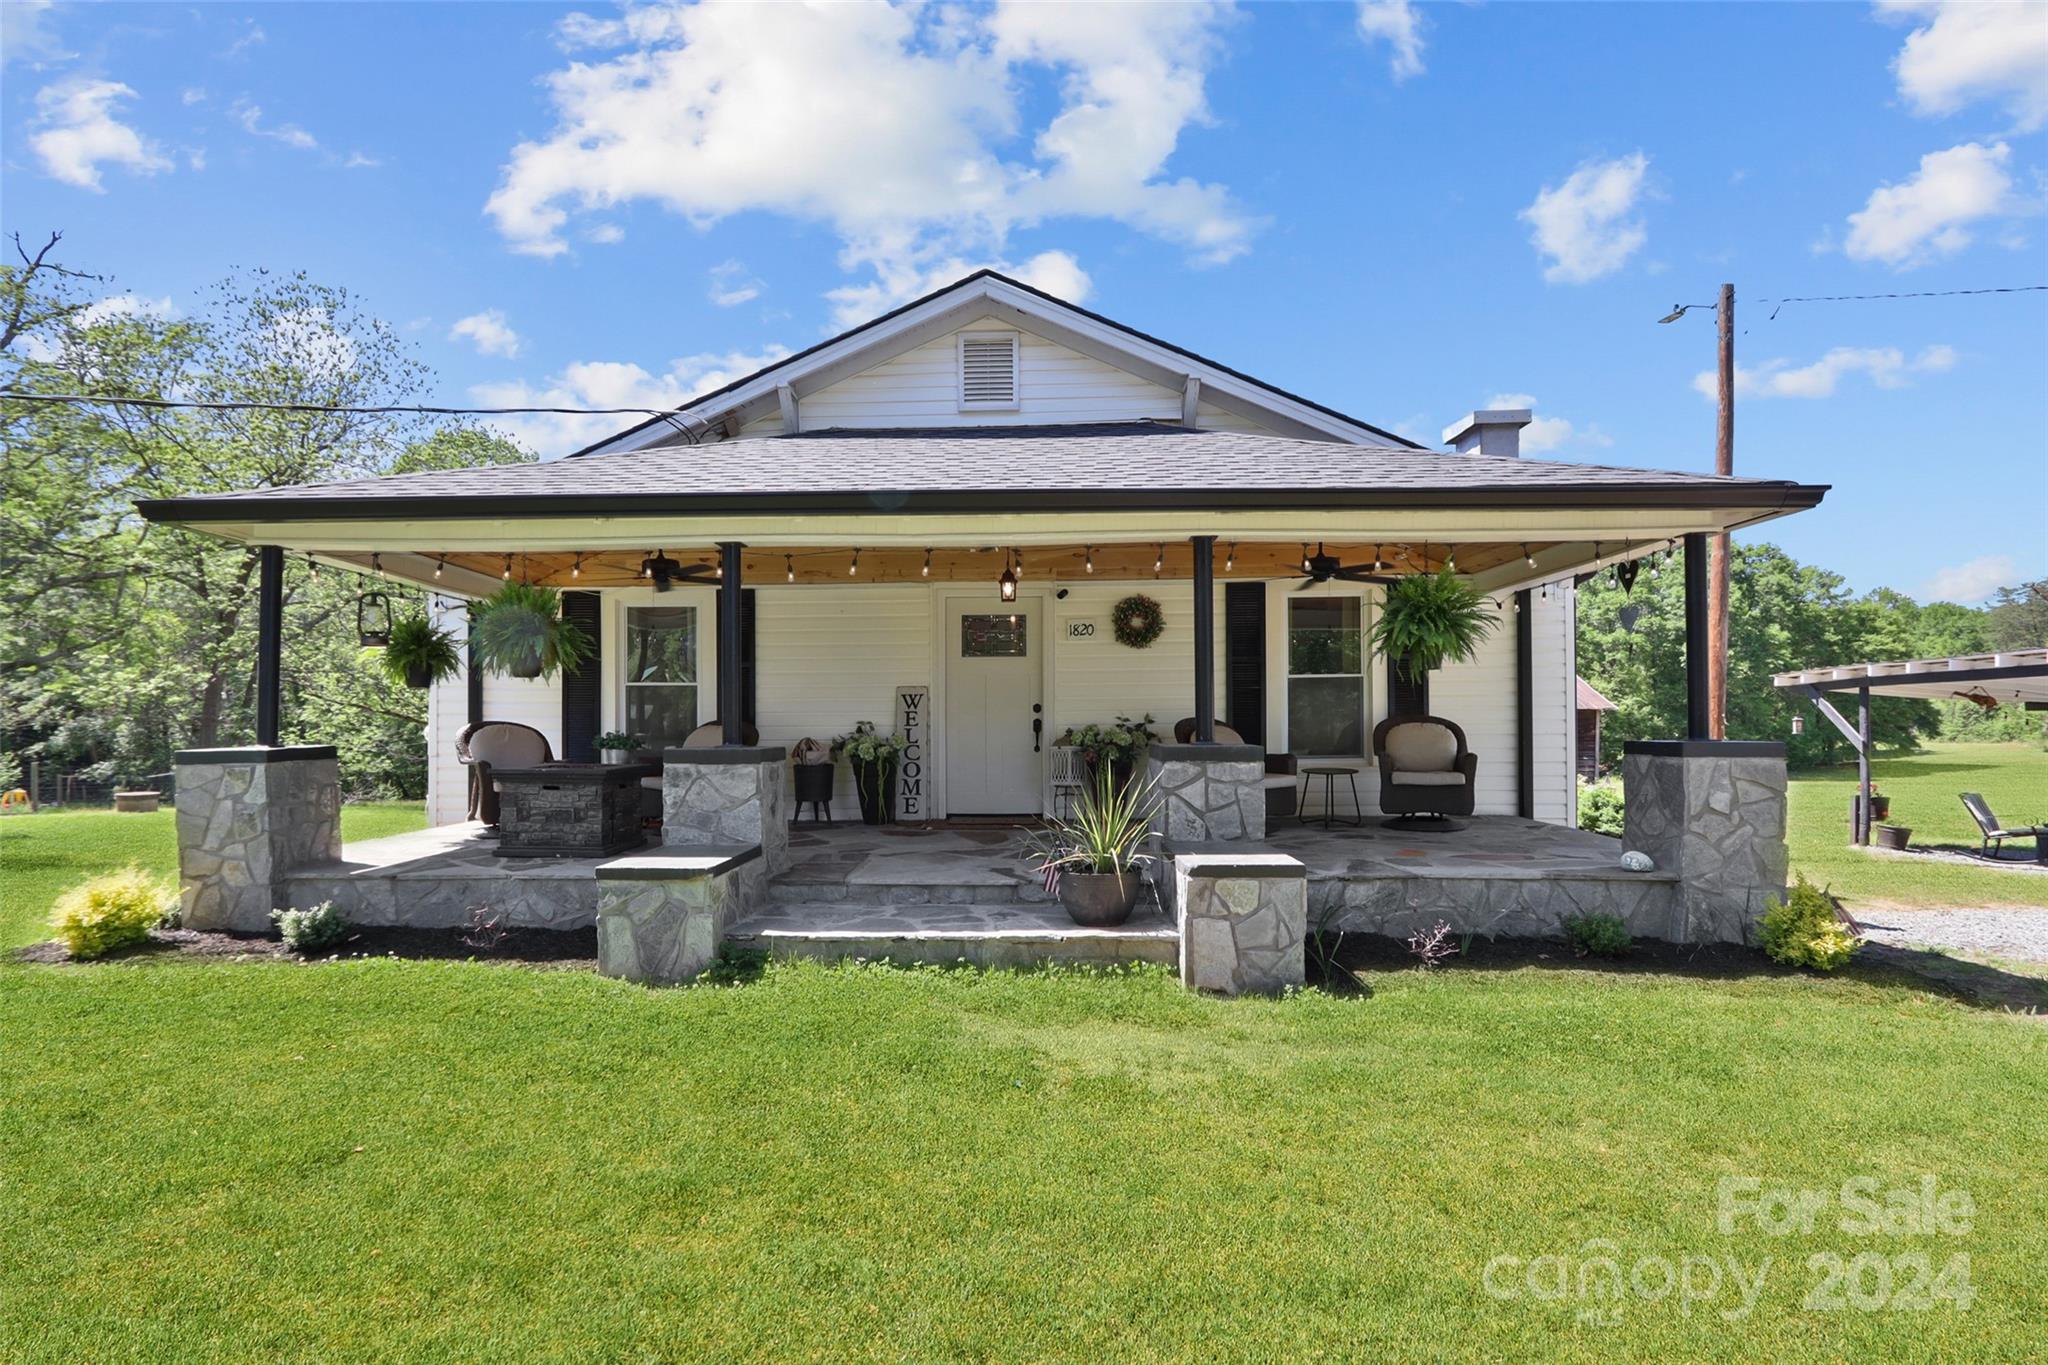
[595,847,764,983]
[1309,871,1680,942]
[1623,741,1789,945]
[663,746,789,876]
[174,747,342,933]
[1145,744,1266,843]
[1173,852,1306,995]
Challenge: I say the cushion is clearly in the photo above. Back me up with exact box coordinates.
[1259,773,1297,790]
[1391,770,1467,787]
[1383,722,1457,773]
[468,725,550,768]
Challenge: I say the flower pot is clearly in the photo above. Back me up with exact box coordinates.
[1059,870,1141,927]
[599,749,632,766]
[851,756,896,825]
[506,654,544,680]
[1874,824,1912,852]
[793,763,834,806]
[402,661,434,690]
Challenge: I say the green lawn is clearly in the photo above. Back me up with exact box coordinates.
[1787,742,2048,911]
[0,802,424,950]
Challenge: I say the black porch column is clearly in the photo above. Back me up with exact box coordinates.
[718,541,744,745]
[1191,535,1216,742]
[256,545,284,746]
[1683,532,1710,741]
[1856,684,1872,846]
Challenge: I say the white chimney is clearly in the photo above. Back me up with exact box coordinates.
[1443,408,1532,458]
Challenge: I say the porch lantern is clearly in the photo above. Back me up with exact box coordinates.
[356,589,393,648]
[998,555,1018,603]
[1792,712,1805,736]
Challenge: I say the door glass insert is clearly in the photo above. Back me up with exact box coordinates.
[960,614,1028,658]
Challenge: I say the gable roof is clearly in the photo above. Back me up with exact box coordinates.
[569,269,1424,457]
[140,423,1828,522]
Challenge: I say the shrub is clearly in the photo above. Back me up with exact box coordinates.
[273,901,349,954]
[51,867,172,959]
[1564,912,1631,957]
[1577,779,1625,836]
[1407,919,1458,969]
[1760,875,1858,971]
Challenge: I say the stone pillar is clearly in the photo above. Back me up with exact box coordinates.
[173,746,342,933]
[1143,743,1266,843]
[1174,852,1307,995]
[662,746,789,875]
[1622,740,1788,945]
[595,847,764,984]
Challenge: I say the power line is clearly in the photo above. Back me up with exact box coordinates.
[0,390,693,419]
[1761,284,2046,320]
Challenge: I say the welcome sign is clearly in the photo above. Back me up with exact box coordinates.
[896,685,927,820]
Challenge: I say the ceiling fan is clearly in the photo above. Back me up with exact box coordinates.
[640,550,719,592]
[1292,543,1404,592]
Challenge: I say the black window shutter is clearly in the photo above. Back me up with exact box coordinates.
[559,591,602,761]
[1223,581,1265,745]
[1388,653,1429,719]
[715,589,758,728]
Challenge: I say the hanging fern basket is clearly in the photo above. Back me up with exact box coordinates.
[1111,594,1165,649]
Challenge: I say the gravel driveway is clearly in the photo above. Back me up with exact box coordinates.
[1855,908,2048,963]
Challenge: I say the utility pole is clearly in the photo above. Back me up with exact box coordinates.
[1711,282,1733,740]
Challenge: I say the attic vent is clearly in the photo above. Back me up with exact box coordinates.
[958,333,1020,410]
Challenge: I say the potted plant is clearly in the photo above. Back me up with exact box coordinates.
[1367,566,1499,704]
[375,615,462,690]
[1026,768,1160,927]
[1060,713,1158,792]
[472,582,592,680]
[595,731,641,766]
[833,721,907,825]
[1874,824,1912,851]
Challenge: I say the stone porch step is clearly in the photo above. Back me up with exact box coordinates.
[726,899,1179,970]
[766,874,1055,906]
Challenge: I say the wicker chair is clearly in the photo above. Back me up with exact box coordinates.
[1371,715,1477,819]
[455,720,552,826]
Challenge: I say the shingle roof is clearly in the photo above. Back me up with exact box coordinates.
[137,423,1828,522]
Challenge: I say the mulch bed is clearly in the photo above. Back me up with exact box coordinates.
[13,924,598,970]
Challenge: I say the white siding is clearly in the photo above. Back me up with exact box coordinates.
[1422,614,1520,817]
[421,599,564,828]
[754,584,933,822]
[1050,580,1225,736]
[752,315,1183,432]
[1528,583,1577,825]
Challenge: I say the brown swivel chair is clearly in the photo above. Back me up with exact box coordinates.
[1371,715,1477,820]
[455,720,552,826]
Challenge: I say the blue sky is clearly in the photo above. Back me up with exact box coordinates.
[5,0,2044,603]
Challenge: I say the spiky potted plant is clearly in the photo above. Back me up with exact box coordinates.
[376,615,463,690]
[472,582,592,681]
[833,721,907,825]
[1026,768,1161,927]
[1368,566,1499,706]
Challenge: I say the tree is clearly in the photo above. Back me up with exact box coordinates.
[1988,581,2048,652]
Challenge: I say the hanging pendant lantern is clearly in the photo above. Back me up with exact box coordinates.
[357,588,394,648]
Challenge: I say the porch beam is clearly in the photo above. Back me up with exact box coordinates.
[1856,685,1872,846]
[1191,535,1216,742]
[1684,532,1709,740]
[719,542,744,745]
[256,544,283,746]
[1794,684,1863,748]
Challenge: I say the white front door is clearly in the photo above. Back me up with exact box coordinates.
[944,600,1043,813]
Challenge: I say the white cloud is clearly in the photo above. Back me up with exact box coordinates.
[1696,344,1957,400]
[1519,152,1650,284]
[78,294,177,325]
[181,87,207,106]
[1355,1,1425,81]
[231,98,318,151]
[1919,553,2019,605]
[1482,393,1609,454]
[1843,140,2014,267]
[1878,1,2048,132]
[222,23,266,59]
[708,260,763,308]
[823,248,1091,326]
[30,78,172,191]
[584,223,625,244]
[449,310,523,359]
[2,1,69,68]
[471,346,793,459]
[488,2,1252,305]
[344,151,382,170]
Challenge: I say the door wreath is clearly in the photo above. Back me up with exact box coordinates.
[1111,593,1165,649]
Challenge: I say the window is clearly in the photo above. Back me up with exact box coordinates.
[624,606,698,746]
[958,332,1019,410]
[1288,597,1365,756]
[961,614,1028,657]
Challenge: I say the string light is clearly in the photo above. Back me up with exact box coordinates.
[1523,543,1536,568]
[786,554,795,583]
[642,551,654,579]
[1371,544,1382,572]
[1511,594,1521,613]
[505,553,515,580]
[848,547,860,576]
[921,548,931,578]
[371,553,382,576]
[433,557,445,580]
[570,553,582,579]
[1015,548,1023,580]
[1225,542,1236,572]
[307,554,319,579]
[1446,545,1457,572]
[1084,546,1095,574]
[1301,543,1311,573]
[1155,544,1165,575]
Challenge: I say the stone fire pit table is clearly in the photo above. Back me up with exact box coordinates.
[493,762,658,858]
